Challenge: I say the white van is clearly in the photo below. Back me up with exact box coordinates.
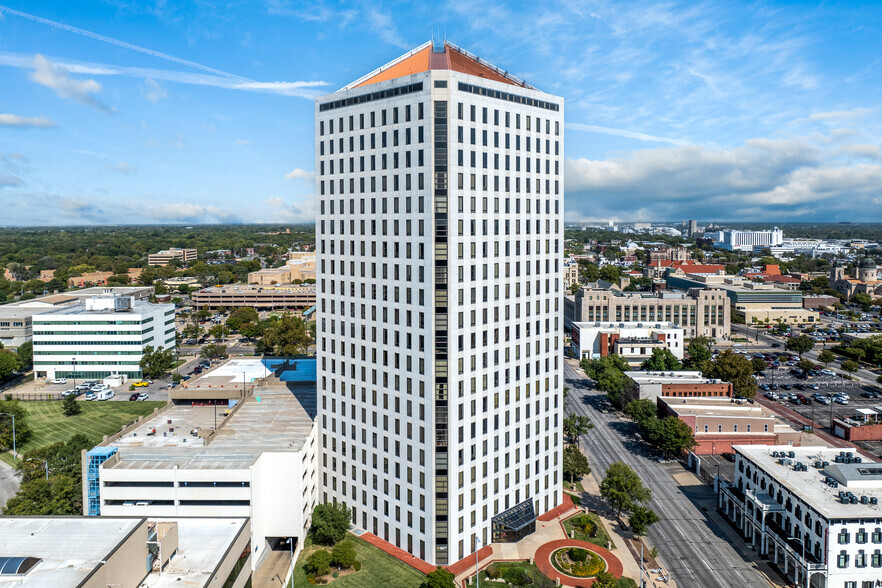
[97,390,115,401]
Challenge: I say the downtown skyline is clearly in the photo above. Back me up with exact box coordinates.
[1,1,882,225]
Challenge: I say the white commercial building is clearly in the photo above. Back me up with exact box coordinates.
[721,445,882,588]
[713,228,784,252]
[570,321,683,366]
[315,40,564,565]
[85,372,318,571]
[32,296,175,380]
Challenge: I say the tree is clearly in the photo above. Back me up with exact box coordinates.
[310,502,351,545]
[785,335,815,357]
[579,261,600,282]
[624,399,657,424]
[563,414,594,445]
[592,571,617,588]
[853,292,874,311]
[199,344,228,363]
[798,358,816,373]
[841,360,860,374]
[598,264,622,283]
[421,568,456,588]
[16,341,33,371]
[330,540,357,569]
[139,345,176,380]
[818,350,835,366]
[640,348,683,371]
[225,307,259,332]
[182,323,203,340]
[259,314,311,356]
[563,444,591,486]
[305,549,331,576]
[0,398,29,451]
[751,357,767,374]
[684,336,713,369]
[208,324,230,341]
[645,416,696,457]
[62,394,81,416]
[629,504,660,536]
[705,350,757,398]
[569,283,580,295]
[583,354,632,405]
[0,349,20,379]
[599,461,651,520]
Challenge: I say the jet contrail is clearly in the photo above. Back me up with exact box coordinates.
[0,4,253,82]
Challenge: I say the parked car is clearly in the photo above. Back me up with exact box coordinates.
[85,392,97,401]
[137,393,149,401]
[129,393,140,401]
[51,378,67,385]
[722,452,736,462]
[780,383,792,390]
[132,381,149,387]
[862,391,880,399]
[794,383,807,391]
[815,396,830,405]
[835,396,849,405]
[764,392,779,400]
[808,383,820,390]
[61,389,78,398]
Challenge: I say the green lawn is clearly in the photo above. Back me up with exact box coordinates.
[291,534,426,588]
[562,512,614,550]
[11,400,165,457]
[563,480,585,492]
[465,561,552,588]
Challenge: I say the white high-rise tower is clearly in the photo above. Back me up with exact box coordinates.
[315,40,564,566]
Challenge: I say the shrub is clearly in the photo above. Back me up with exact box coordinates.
[305,550,331,576]
[585,553,605,576]
[352,561,362,572]
[332,572,339,578]
[306,575,317,585]
[502,568,532,586]
[569,548,588,563]
[485,566,501,579]
[331,540,356,569]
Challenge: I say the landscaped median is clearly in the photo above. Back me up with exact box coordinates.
[534,539,624,588]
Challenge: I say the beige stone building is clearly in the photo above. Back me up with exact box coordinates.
[247,252,316,285]
[565,284,730,339]
[147,247,197,266]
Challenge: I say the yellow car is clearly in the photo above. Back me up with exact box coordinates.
[132,381,149,387]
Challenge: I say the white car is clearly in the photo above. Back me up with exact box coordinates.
[834,397,849,405]
[51,378,67,385]
[764,392,778,400]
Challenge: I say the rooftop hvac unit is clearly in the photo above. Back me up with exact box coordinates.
[855,457,863,463]
[113,296,133,312]
[781,458,792,466]
[862,496,870,505]
[852,496,859,504]
[871,497,879,505]
[831,481,839,488]
[788,451,796,458]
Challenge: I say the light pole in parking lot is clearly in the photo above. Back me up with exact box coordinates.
[829,394,835,431]
[71,357,77,388]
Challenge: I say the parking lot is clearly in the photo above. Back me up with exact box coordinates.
[759,371,881,428]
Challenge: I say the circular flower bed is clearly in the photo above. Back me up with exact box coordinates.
[551,547,606,578]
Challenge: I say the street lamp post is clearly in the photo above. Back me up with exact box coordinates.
[286,537,294,588]
[474,536,481,588]
[25,457,49,481]
[0,412,16,458]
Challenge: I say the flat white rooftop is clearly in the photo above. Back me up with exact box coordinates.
[625,371,711,384]
[0,517,141,586]
[142,518,247,588]
[734,445,882,520]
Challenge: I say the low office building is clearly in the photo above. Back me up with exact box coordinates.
[0,516,250,587]
[721,445,882,588]
[67,269,143,288]
[148,248,198,266]
[32,296,175,380]
[566,284,730,338]
[711,228,784,252]
[86,359,318,571]
[666,273,817,324]
[571,321,683,366]
[247,252,316,286]
[191,285,316,310]
[657,397,799,454]
[624,370,732,402]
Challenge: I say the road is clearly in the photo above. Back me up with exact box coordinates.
[0,459,20,510]
[565,361,771,588]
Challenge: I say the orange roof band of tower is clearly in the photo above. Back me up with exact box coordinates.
[343,40,532,90]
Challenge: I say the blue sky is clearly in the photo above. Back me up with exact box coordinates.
[1,0,881,225]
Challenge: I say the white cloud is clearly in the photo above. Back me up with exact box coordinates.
[0,51,329,99]
[140,77,168,102]
[29,54,113,113]
[106,161,136,174]
[234,138,251,146]
[0,114,56,128]
[265,195,315,222]
[809,108,872,121]
[564,134,882,222]
[285,167,314,181]
[0,174,23,187]
[566,122,691,146]
[141,203,243,223]
[365,8,409,49]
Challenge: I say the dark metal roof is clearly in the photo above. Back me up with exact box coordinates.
[0,556,41,575]
[492,498,536,532]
